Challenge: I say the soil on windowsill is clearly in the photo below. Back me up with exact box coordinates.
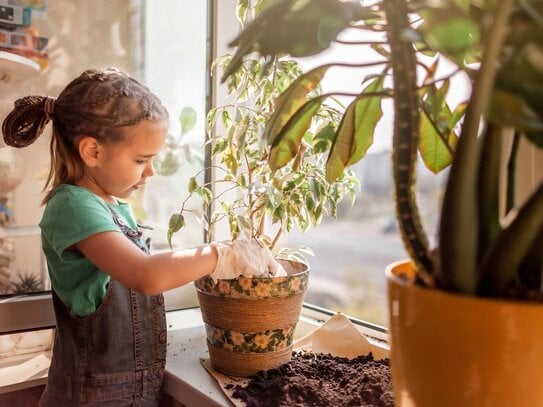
[226,351,394,407]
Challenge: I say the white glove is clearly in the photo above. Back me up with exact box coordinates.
[210,239,287,281]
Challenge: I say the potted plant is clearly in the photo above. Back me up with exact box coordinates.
[220,0,543,403]
[167,1,360,377]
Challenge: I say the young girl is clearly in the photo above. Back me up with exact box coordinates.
[2,67,280,406]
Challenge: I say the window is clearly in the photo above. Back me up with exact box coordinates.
[0,0,210,349]
[1,1,541,344]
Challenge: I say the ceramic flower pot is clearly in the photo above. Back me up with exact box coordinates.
[387,260,543,407]
[195,259,309,377]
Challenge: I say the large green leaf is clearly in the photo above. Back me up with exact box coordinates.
[264,65,329,145]
[419,98,464,174]
[419,113,457,174]
[418,70,464,173]
[268,97,325,171]
[419,7,480,64]
[312,124,336,154]
[325,77,384,182]
[494,26,543,140]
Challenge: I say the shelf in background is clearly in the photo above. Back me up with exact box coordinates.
[0,51,40,85]
[0,225,41,239]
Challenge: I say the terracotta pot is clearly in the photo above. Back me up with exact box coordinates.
[386,260,543,407]
[195,260,309,376]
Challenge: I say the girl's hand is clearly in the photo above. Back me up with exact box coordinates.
[210,239,287,281]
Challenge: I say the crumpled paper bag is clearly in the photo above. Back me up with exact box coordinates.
[294,312,389,360]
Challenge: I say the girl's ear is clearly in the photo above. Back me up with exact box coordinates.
[78,136,101,167]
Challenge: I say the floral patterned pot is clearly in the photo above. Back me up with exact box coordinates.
[195,259,309,377]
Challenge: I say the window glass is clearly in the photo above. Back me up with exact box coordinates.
[209,4,451,328]
[278,27,468,327]
[0,0,209,338]
[141,0,209,310]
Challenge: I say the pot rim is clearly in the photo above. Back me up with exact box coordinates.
[386,259,543,309]
[199,258,310,283]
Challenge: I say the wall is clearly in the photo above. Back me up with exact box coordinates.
[1,0,143,292]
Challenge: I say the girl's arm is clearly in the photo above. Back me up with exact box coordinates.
[75,231,218,295]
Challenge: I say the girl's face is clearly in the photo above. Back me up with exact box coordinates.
[84,119,168,203]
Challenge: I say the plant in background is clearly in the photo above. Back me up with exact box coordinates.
[154,106,203,177]
[167,1,360,263]
[220,0,543,299]
[11,271,42,294]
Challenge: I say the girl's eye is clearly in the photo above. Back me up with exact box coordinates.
[136,160,147,165]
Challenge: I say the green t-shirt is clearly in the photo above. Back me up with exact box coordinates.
[39,184,141,317]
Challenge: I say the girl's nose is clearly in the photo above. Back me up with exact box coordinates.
[145,160,156,177]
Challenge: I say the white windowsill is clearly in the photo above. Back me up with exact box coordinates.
[0,306,389,405]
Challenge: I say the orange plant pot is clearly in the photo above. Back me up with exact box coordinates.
[387,260,543,407]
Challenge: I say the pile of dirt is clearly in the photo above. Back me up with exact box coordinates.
[227,351,394,406]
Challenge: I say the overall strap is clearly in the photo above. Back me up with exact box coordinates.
[107,205,151,254]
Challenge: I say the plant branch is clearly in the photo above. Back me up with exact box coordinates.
[419,68,463,90]
[319,61,388,70]
[270,226,283,251]
[335,39,388,46]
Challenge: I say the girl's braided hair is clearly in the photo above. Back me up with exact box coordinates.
[1,67,169,204]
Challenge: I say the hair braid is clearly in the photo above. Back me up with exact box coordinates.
[2,96,52,148]
[1,67,169,204]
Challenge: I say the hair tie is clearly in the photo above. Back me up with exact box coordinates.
[44,96,56,121]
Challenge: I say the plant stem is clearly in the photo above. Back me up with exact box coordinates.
[477,124,502,266]
[384,0,435,285]
[506,131,520,214]
[439,0,515,293]
[292,142,307,172]
[478,181,543,296]
[270,226,283,251]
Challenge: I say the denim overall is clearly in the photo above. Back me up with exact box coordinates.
[40,208,167,406]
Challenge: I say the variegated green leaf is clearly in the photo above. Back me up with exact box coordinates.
[236,0,249,24]
[167,213,185,248]
[188,176,198,193]
[196,187,213,204]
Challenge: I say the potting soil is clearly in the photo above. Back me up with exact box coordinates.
[227,351,394,406]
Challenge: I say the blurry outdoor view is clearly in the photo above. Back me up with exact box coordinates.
[0,2,458,329]
[284,156,446,326]
[278,24,463,327]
